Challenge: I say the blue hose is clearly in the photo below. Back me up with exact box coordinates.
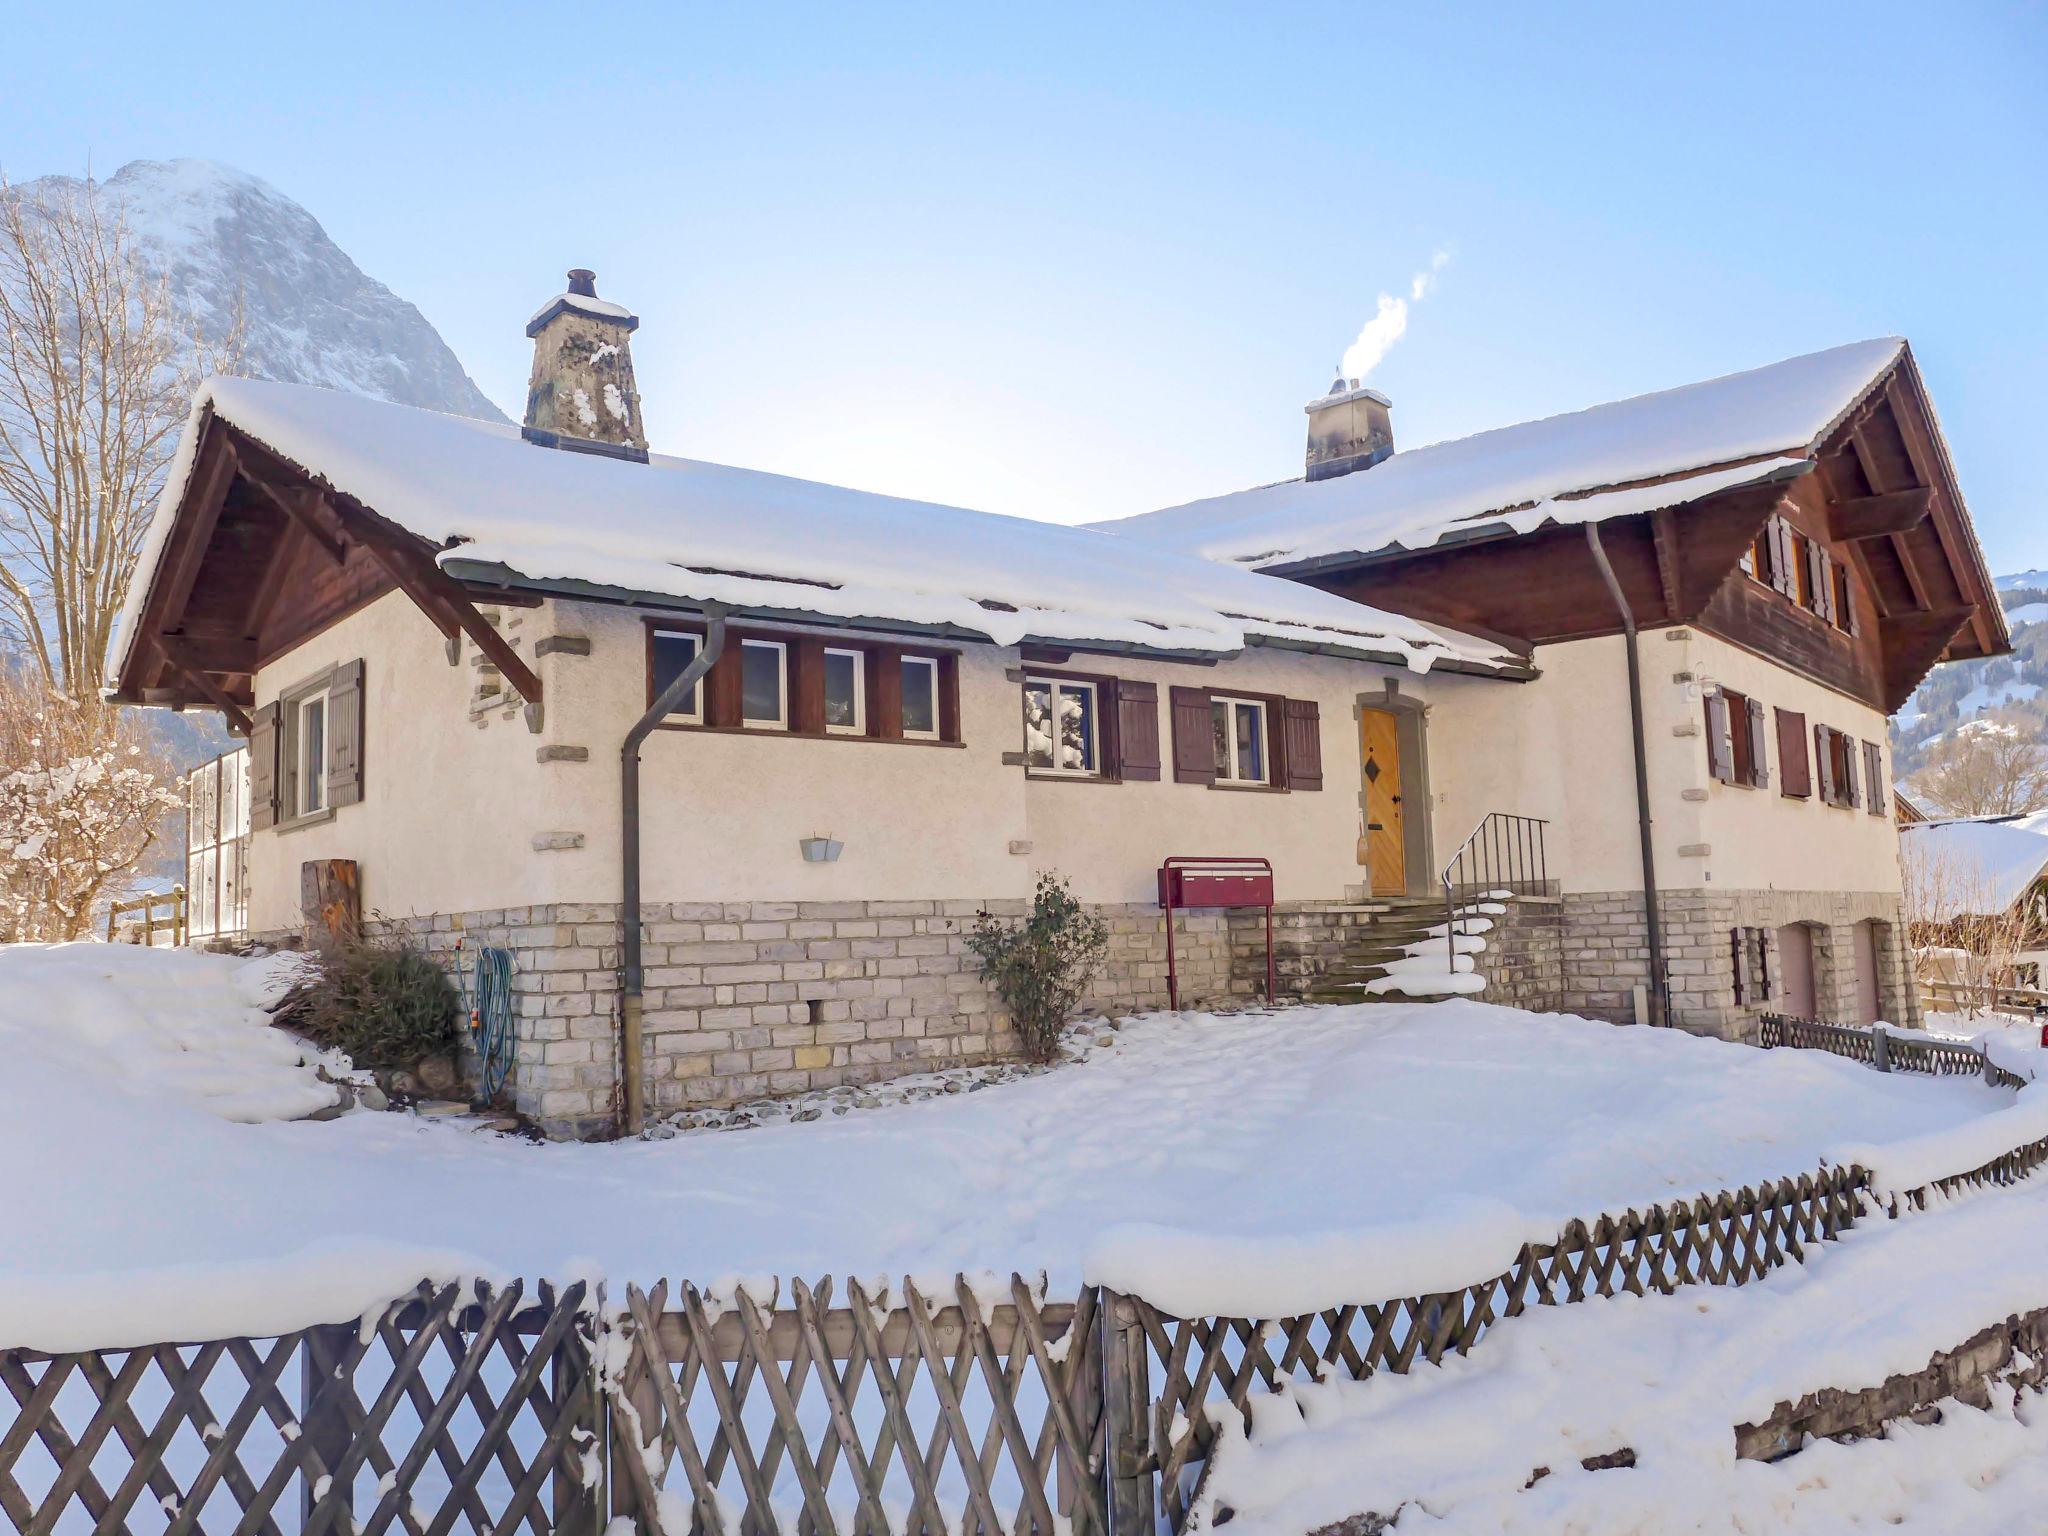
[462,944,517,1105]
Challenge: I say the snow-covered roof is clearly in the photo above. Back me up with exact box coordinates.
[1099,338,1906,569]
[113,377,1523,682]
[1901,812,2048,917]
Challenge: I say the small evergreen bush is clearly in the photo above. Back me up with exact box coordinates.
[280,939,460,1068]
[967,873,1109,1063]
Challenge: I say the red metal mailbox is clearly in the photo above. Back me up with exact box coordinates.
[1157,855,1276,1010]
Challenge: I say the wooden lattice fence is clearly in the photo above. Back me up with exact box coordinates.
[10,1125,2048,1534]
[1760,1012,2030,1090]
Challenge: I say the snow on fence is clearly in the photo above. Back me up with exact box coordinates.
[1760,1011,2030,1090]
[9,1121,2048,1536]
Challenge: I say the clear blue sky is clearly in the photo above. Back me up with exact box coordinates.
[6,2,2044,564]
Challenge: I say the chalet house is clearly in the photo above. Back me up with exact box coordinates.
[108,271,2008,1136]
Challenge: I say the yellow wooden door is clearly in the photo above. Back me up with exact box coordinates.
[1359,708,1406,893]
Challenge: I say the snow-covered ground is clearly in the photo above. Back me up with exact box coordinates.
[1189,1171,2048,1536]
[0,944,2024,1350]
[1925,1007,2048,1081]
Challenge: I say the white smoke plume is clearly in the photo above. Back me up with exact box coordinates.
[1340,250,1451,381]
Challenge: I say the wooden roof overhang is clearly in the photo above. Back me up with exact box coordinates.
[107,409,544,733]
[1272,347,2009,715]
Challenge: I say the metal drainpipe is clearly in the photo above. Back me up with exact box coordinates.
[620,605,729,1135]
[1584,523,1671,1026]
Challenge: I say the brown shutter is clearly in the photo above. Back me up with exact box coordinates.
[1776,708,1810,798]
[326,659,365,808]
[248,702,281,831]
[1841,731,1860,809]
[1744,695,1770,790]
[1113,679,1160,782]
[1864,741,1885,816]
[1282,699,1323,791]
[1731,928,1747,1005]
[1807,542,1831,618]
[1705,691,1733,782]
[1169,687,1215,785]
[1814,724,1835,805]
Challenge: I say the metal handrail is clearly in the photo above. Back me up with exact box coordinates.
[1438,813,1550,968]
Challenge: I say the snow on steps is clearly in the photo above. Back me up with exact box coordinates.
[1310,896,1509,1003]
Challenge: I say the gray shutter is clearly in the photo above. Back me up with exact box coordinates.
[1864,741,1886,816]
[1170,687,1215,785]
[1814,724,1835,805]
[248,702,281,831]
[1744,696,1770,789]
[1771,520,1798,598]
[1841,731,1860,809]
[1705,691,1733,782]
[1114,679,1160,782]
[1282,699,1323,791]
[327,658,365,807]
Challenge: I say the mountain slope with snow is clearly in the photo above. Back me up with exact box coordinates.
[1892,575,2048,783]
[18,159,505,423]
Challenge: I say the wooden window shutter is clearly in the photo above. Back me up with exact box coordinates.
[1731,928,1748,1005]
[248,702,281,831]
[1864,740,1885,816]
[326,659,366,808]
[1807,542,1831,618]
[1704,690,1733,782]
[1771,519,1798,598]
[1113,679,1160,781]
[1743,695,1770,790]
[1776,708,1810,798]
[1814,723,1835,805]
[1169,687,1215,785]
[1841,731,1860,809]
[1282,699,1323,791]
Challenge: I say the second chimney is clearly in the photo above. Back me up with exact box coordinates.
[522,269,649,462]
[1305,375,1394,481]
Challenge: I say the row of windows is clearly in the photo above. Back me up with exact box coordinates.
[1740,514,1856,634]
[645,624,1324,792]
[1704,686,1885,814]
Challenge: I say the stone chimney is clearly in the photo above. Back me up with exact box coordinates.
[522,269,648,462]
[1304,375,1394,482]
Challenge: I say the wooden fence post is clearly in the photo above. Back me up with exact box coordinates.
[300,1323,355,1527]
[1099,1290,1153,1536]
[1872,1026,1890,1073]
[556,1316,605,1536]
[610,1315,663,1531]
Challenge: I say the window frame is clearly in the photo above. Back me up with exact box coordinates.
[641,618,963,747]
[900,654,942,741]
[297,693,328,817]
[821,646,866,736]
[271,669,338,831]
[1211,693,1272,787]
[1022,674,1104,777]
[738,637,790,730]
[649,627,705,724]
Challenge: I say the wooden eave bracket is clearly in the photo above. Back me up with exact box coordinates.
[1828,487,1933,543]
[153,636,254,735]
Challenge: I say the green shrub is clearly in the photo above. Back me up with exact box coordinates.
[967,873,1109,1063]
[281,939,460,1068]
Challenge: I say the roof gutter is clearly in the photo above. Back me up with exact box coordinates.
[618,603,729,1136]
[1584,522,1670,1026]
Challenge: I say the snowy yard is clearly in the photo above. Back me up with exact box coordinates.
[0,944,2023,1349]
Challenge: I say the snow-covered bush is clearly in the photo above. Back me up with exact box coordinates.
[967,872,1108,1063]
[277,938,459,1069]
[0,678,181,941]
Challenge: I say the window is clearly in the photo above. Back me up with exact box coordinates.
[1211,696,1269,785]
[1732,927,1771,1006]
[296,695,327,816]
[822,648,865,734]
[1814,724,1862,809]
[1831,562,1856,634]
[901,655,940,739]
[1743,525,1776,588]
[740,639,787,727]
[1705,688,1768,789]
[1023,676,1100,775]
[650,629,703,721]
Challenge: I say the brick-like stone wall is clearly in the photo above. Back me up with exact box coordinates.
[1476,896,1564,1011]
[1559,888,1919,1038]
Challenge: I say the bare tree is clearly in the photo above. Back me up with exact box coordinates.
[1900,832,2039,1018]
[0,670,181,941]
[1913,713,2048,819]
[0,171,239,700]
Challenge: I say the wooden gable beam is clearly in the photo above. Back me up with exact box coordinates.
[135,429,239,689]
[1829,487,1933,543]
[1885,374,2002,659]
[1880,605,1975,714]
[1649,507,1683,622]
[153,637,254,735]
[237,471,348,566]
[1848,421,1932,612]
[247,518,308,637]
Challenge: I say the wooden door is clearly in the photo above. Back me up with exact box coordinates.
[1850,920,1881,1024]
[1359,707,1406,893]
[1776,923,1816,1019]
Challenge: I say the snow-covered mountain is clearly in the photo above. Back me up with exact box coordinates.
[1892,575,2048,783]
[18,159,505,423]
